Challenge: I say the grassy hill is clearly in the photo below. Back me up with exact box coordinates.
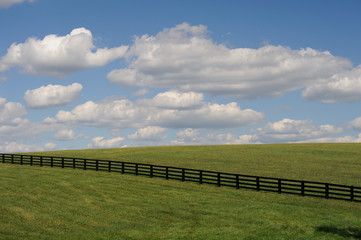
[1,143,361,239]
[29,143,361,185]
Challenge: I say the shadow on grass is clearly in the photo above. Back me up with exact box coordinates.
[315,225,361,239]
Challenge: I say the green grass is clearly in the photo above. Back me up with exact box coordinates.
[1,143,361,239]
[30,143,361,185]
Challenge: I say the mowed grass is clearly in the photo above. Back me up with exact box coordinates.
[0,143,361,239]
[30,143,361,185]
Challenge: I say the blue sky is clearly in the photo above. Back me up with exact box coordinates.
[0,0,361,152]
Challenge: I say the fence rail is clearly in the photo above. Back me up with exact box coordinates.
[1,153,360,203]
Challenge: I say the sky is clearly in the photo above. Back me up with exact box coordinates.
[0,0,361,152]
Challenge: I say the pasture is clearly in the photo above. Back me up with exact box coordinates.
[1,143,361,239]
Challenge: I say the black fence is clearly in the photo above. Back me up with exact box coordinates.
[1,153,360,203]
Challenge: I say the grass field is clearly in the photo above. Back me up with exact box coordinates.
[1,143,361,239]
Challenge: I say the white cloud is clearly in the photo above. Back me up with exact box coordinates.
[348,117,361,131]
[206,133,257,145]
[150,90,204,109]
[302,65,361,103]
[0,97,27,125]
[43,142,57,150]
[0,99,64,143]
[154,102,264,128]
[296,134,361,143]
[0,119,62,143]
[338,134,361,143]
[132,88,149,97]
[55,97,143,128]
[0,141,56,153]
[107,22,351,99]
[53,129,80,141]
[128,126,167,141]
[171,119,346,145]
[175,128,201,143]
[250,118,342,143]
[0,0,33,8]
[87,136,125,148]
[53,91,265,129]
[24,83,83,109]
[0,28,128,77]
[0,99,63,151]
[171,129,257,145]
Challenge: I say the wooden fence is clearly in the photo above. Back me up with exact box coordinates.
[1,153,360,203]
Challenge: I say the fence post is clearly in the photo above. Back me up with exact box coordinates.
[20,155,23,165]
[236,175,240,189]
[301,181,305,196]
[30,156,33,166]
[1,154,4,163]
[11,154,14,164]
[217,173,221,187]
[51,157,53,167]
[62,158,64,168]
[135,163,138,175]
[166,167,169,180]
[150,165,153,178]
[96,160,99,171]
[83,159,86,170]
[182,169,185,182]
[325,183,329,199]
[73,158,76,168]
[108,161,112,172]
[256,177,260,191]
[278,179,282,194]
[40,156,43,166]
[351,186,354,201]
[121,162,124,174]
[199,170,203,184]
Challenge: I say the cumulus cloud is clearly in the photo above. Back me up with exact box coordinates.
[150,90,204,109]
[128,126,167,141]
[53,129,80,141]
[43,142,57,150]
[0,98,64,144]
[87,136,125,148]
[24,83,83,109]
[302,65,361,103]
[0,141,56,153]
[0,0,33,8]
[0,97,27,125]
[296,134,361,143]
[250,118,342,143]
[0,118,62,143]
[171,128,257,145]
[0,100,63,151]
[337,134,361,143]
[155,102,264,128]
[206,133,257,145]
[132,88,149,97]
[175,128,201,143]
[0,28,128,77]
[55,97,142,128]
[107,22,352,99]
[348,117,361,131]
[53,90,265,129]
[171,118,347,145]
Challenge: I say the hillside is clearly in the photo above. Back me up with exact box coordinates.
[29,143,361,186]
[1,143,361,239]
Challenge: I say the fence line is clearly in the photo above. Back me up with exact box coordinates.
[1,153,360,203]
